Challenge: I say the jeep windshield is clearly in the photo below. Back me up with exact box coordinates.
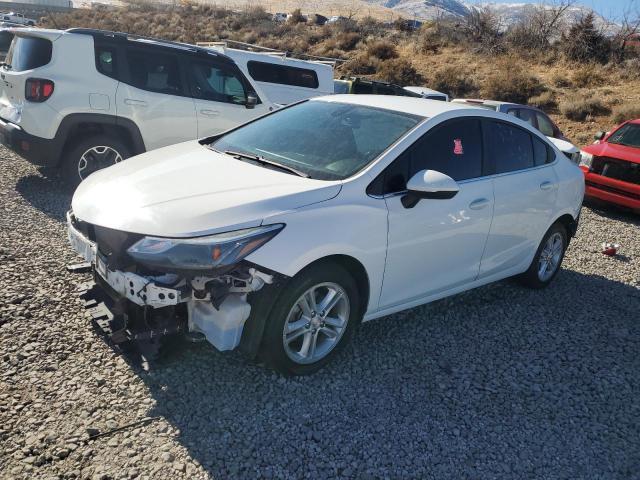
[209,100,423,180]
[608,123,640,149]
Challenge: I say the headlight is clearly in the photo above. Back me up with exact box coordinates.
[127,224,284,271]
[578,151,593,169]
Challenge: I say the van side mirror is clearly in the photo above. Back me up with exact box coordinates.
[594,131,605,141]
[401,169,459,209]
[245,92,258,109]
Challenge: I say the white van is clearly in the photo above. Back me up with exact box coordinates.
[199,42,334,105]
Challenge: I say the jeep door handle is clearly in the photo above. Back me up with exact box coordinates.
[469,198,490,210]
[540,181,554,191]
[200,109,220,117]
[124,99,148,107]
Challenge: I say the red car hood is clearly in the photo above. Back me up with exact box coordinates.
[583,141,640,164]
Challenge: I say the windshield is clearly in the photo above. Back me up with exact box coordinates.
[211,100,422,180]
[608,123,640,148]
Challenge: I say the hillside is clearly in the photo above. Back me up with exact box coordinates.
[41,2,640,146]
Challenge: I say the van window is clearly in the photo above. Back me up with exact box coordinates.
[5,36,52,71]
[126,50,182,95]
[247,61,319,89]
[486,120,534,173]
[187,59,247,105]
[95,46,117,79]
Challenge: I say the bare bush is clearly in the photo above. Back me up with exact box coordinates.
[506,1,573,52]
[551,72,572,87]
[376,58,422,85]
[342,54,378,75]
[462,7,505,54]
[335,32,362,51]
[560,95,611,120]
[482,67,545,103]
[431,66,479,98]
[367,41,398,60]
[571,65,606,88]
[611,105,640,124]
[528,91,558,111]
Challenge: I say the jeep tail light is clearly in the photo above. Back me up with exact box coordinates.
[25,78,54,102]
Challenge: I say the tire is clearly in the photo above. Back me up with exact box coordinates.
[261,263,361,375]
[61,135,132,189]
[518,222,567,289]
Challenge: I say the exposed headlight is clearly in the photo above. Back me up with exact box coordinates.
[127,224,284,271]
[578,151,593,169]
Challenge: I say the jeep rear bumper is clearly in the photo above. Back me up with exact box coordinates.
[0,117,61,165]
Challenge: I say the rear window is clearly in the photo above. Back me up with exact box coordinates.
[248,61,319,89]
[5,36,52,71]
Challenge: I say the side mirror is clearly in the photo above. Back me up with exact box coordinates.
[594,131,605,141]
[401,169,459,209]
[245,92,258,109]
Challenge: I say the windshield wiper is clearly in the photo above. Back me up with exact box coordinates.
[223,150,310,178]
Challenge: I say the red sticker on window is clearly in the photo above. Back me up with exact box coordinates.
[453,139,464,155]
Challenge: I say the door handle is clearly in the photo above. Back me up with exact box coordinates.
[540,181,554,191]
[124,98,148,107]
[469,198,490,210]
[200,109,220,117]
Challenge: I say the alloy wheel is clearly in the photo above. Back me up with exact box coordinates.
[282,282,350,365]
[538,232,563,282]
[77,146,123,180]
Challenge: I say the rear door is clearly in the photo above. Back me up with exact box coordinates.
[115,46,197,151]
[184,56,268,138]
[479,119,558,277]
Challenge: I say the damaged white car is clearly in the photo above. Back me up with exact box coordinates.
[68,95,584,375]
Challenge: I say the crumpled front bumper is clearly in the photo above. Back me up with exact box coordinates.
[67,211,182,309]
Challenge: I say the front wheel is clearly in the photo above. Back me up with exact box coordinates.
[261,263,361,375]
[518,222,567,289]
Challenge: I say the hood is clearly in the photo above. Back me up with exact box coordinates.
[548,137,579,155]
[582,141,640,165]
[72,141,341,237]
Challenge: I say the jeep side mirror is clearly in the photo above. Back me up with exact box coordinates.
[245,92,258,109]
[594,131,605,141]
[401,169,459,209]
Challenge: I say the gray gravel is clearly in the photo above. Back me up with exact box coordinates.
[1,145,639,480]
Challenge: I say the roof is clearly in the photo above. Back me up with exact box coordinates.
[315,94,477,118]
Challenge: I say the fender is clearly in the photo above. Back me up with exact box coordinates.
[50,113,146,166]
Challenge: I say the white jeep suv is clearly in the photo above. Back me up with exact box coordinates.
[68,96,584,375]
[0,28,322,185]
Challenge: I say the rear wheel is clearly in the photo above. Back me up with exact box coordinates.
[518,222,567,289]
[61,135,132,189]
[261,263,361,375]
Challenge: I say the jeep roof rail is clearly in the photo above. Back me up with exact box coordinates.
[67,28,232,62]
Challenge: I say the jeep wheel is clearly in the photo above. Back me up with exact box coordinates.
[62,135,132,188]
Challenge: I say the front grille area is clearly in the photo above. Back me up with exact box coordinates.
[591,156,640,185]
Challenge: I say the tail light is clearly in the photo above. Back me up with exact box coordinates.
[25,78,54,102]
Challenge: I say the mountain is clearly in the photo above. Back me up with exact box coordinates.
[364,0,613,30]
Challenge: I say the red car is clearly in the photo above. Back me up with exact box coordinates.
[579,119,640,212]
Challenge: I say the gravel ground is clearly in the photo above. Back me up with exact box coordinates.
[1,145,639,480]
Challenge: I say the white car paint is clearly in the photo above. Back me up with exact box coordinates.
[71,96,585,326]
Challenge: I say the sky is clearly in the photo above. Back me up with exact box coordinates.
[467,0,639,20]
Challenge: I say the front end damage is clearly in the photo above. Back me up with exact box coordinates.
[67,211,283,358]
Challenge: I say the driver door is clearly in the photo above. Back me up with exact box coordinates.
[184,57,269,137]
[377,118,495,309]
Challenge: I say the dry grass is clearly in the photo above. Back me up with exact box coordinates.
[611,105,640,124]
[560,95,611,121]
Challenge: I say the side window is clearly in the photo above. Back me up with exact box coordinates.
[188,59,247,105]
[125,49,182,95]
[95,45,117,79]
[536,112,555,137]
[370,118,483,195]
[486,120,534,173]
[532,136,553,166]
[247,61,318,88]
[517,108,536,128]
[410,118,483,181]
[507,108,519,118]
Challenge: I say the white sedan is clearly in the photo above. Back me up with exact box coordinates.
[68,95,584,375]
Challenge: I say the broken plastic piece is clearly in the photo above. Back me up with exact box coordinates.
[601,242,620,256]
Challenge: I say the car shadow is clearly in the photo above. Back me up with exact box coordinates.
[113,268,640,478]
[14,171,72,222]
[583,199,640,226]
